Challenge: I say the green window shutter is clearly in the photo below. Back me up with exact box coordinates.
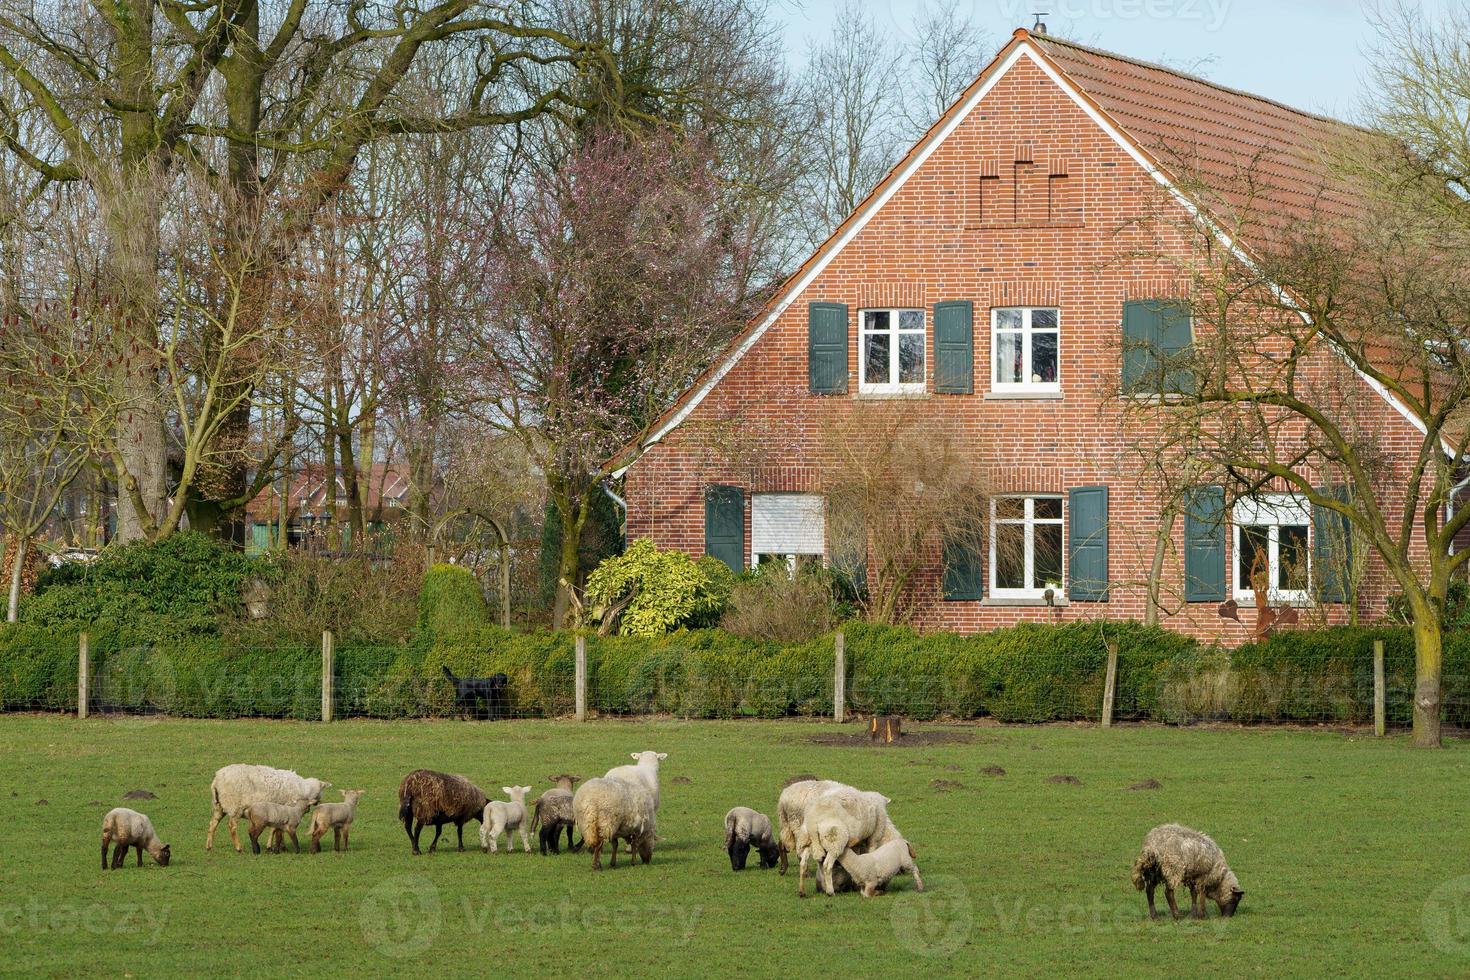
[1313,485,1353,603]
[1122,299,1194,395]
[1183,485,1227,601]
[933,300,974,394]
[1067,486,1109,601]
[942,535,983,601]
[704,485,745,573]
[808,302,849,394]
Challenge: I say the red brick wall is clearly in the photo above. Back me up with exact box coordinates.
[621,55,1431,644]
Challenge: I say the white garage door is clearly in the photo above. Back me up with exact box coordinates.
[750,493,826,565]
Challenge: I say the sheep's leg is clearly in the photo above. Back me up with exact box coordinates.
[136,844,144,867]
[334,827,343,852]
[101,834,111,871]
[610,837,618,868]
[779,844,789,875]
[407,819,422,855]
[228,816,243,853]
[797,848,810,898]
[1164,886,1181,920]
[249,824,262,855]
[455,822,466,852]
[288,828,300,853]
[205,805,224,851]
[590,839,603,870]
[1145,881,1159,920]
[311,829,322,854]
[520,825,530,853]
[341,826,349,852]
[112,843,127,869]
[567,826,581,852]
[1189,886,1205,919]
[821,853,839,897]
[909,862,925,893]
[428,823,444,853]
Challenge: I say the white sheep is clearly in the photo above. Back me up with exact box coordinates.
[101,807,171,870]
[797,787,895,898]
[309,789,364,853]
[244,798,315,854]
[572,776,657,870]
[724,807,780,870]
[1131,823,1244,919]
[480,786,533,853]
[776,778,850,874]
[206,764,331,853]
[837,839,924,897]
[605,751,667,808]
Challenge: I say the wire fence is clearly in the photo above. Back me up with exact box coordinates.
[1,630,1462,731]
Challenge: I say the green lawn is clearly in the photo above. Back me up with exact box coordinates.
[3,715,1469,977]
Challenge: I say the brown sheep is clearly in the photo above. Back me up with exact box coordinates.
[1131,823,1244,919]
[530,774,582,855]
[398,770,488,855]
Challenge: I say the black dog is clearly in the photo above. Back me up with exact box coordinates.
[441,665,509,720]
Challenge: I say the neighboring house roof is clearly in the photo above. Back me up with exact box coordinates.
[245,461,413,521]
[605,28,1429,478]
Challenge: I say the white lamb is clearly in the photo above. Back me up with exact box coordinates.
[206,763,331,852]
[776,779,850,874]
[244,798,316,854]
[797,787,895,898]
[837,839,924,897]
[101,807,171,870]
[480,786,533,853]
[605,751,667,808]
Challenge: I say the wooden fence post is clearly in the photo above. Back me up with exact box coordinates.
[1101,640,1118,729]
[575,634,587,722]
[1374,639,1386,738]
[321,630,334,723]
[77,632,89,720]
[833,631,846,724]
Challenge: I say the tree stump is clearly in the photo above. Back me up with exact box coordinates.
[868,715,902,744]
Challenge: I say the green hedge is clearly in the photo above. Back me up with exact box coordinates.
[0,620,1461,725]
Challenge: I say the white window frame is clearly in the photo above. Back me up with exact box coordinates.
[750,493,826,571]
[991,307,1061,393]
[1232,494,1312,604]
[859,308,926,393]
[989,494,1065,598]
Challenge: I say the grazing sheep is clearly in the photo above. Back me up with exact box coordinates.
[101,808,171,870]
[797,788,895,898]
[1131,823,1244,920]
[205,764,331,853]
[398,770,488,855]
[244,798,315,854]
[837,839,924,897]
[309,789,365,853]
[724,807,780,871]
[480,786,533,854]
[572,776,656,870]
[530,774,581,855]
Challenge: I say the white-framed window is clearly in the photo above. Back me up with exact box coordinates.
[751,493,825,571]
[992,307,1060,392]
[860,308,926,392]
[1233,494,1311,603]
[990,495,1064,598]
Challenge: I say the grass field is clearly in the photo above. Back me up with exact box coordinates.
[4,715,1470,977]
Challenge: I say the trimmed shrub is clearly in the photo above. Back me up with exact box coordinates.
[417,564,489,637]
[583,540,731,637]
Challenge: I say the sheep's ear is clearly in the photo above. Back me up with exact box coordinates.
[502,787,513,796]
[630,752,640,761]
[657,753,668,761]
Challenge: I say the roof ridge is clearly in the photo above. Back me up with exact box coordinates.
[1031,31,1369,134]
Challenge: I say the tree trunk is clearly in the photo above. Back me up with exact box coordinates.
[552,491,590,629]
[1412,614,1444,748]
[1145,507,1176,627]
[7,534,26,623]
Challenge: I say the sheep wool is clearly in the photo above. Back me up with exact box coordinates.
[724,807,780,871]
[837,839,924,897]
[530,775,581,855]
[797,788,894,898]
[398,770,489,855]
[604,751,667,809]
[775,779,851,874]
[101,808,171,870]
[1131,823,1244,920]
[572,776,656,870]
[480,786,533,854]
[310,789,365,853]
[206,764,331,853]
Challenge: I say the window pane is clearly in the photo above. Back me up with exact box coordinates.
[1031,308,1058,330]
[864,310,890,331]
[899,332,924,383]
[1238,526,1270,592]
[1035,523,1063,588]
[898,309,923,331]
[1034,497,1062,520]
[1033,331,1058,383]
[996,309,1023,330]
[865,333,890,384]
[995,331,1022,384]
[1279,525,1309,591]
[995,524,1025,588]
[995,498,1025,521]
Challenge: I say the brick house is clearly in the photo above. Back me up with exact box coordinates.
[607,29,1443,641]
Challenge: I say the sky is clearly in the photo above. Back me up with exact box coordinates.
[774,0,1455,123]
